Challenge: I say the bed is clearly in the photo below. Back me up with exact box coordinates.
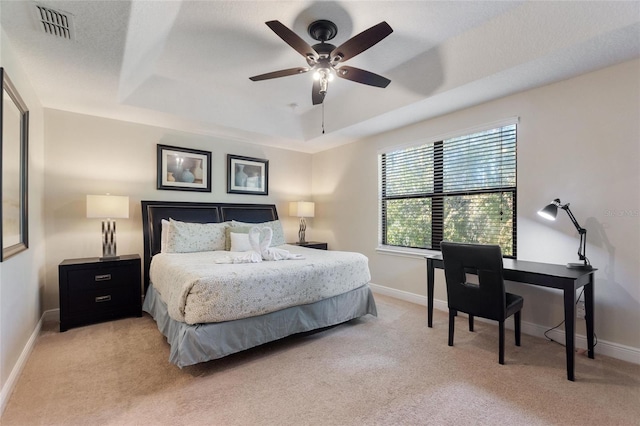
[141,201,377,367]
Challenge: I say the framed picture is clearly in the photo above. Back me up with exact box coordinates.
[227,154,269,195]
[1,68,29,261]
[157,144,211,192]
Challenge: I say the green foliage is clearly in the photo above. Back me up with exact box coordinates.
[385,199,432,248]
[443,193,514,256]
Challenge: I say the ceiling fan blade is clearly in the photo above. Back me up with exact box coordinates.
[335,65,391,88]
[312,80,325,105]
[249,67,309,81]
[266,21,319,61]
[330,21,393,63]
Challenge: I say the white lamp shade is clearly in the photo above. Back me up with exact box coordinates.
[86,195,129,219]
[289,201,315,218]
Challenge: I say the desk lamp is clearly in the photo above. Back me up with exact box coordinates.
[538,198,592,270]
[289,201,315,244]
[86,194,129,260]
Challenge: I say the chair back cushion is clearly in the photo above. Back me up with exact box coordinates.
[440,242,506,321]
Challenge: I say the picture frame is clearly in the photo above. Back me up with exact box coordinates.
[227,154,269,195]
[1,68,29,261]
[157,144,212,192]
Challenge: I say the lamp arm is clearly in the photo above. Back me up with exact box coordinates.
[576,231,587,262]
[561,204,585,234]
[562,204,588,264]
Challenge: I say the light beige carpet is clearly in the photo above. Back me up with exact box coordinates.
[2,294,639,425]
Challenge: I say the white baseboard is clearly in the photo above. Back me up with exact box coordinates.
[369,282,640,365]
[0,308,60,415]
[0,311,44,415]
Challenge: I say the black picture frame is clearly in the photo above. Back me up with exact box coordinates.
[0,68,29,261]
[157,144,212,192]
[227,154,269,195]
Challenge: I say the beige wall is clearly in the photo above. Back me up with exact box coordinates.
[0,29,46,404]
[42,110,312,311]
[313,59,640,351]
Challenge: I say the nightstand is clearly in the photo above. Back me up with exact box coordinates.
[293,241,328,250]
[58,254,142,332]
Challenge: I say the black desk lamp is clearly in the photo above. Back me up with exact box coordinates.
[538,198,592,270]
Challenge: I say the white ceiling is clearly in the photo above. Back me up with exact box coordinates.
[2,1,639,153]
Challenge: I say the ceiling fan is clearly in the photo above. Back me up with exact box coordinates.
[249,19,393,105]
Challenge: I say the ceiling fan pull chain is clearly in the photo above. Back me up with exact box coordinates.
[322,102,325,134]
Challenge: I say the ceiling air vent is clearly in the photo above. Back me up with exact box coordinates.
[33,4,74,40]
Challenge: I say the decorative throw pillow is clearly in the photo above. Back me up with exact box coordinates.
[165,219,229,253]
[230,220,285,247]
[229,232,253,252]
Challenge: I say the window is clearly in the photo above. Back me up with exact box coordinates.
[379,123,517,257]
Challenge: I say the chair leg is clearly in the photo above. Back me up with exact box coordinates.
[514,311,521,347]
[468,315,474,332]
[448,309,455,346]
[498,320,505,365]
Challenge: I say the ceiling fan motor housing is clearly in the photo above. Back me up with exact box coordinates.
[312,43,336,57]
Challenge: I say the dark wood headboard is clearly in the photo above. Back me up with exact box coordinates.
[141,201,279,291]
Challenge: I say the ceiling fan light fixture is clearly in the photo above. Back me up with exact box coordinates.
[313,68,334,82]
[320,78,328,94]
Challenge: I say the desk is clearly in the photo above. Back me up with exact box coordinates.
[426,256,596,381]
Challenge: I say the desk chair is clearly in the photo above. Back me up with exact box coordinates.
[440,242,523,364]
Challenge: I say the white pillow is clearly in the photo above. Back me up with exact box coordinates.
[165,219,229,253]
[231,220,285,246]
[160,219,170,253]
[229,232,252,252]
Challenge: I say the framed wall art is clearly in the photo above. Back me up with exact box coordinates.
[1,68,29,261]
[157,144,212,192]
[227,154,268,195]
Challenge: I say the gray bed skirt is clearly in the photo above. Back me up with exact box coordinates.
[143,284,377,367]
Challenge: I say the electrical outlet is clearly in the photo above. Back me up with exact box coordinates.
[576,300,586,319]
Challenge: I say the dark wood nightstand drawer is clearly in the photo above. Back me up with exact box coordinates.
[67,285,135,315]
[67,266,138,292]
[59,254,141,331]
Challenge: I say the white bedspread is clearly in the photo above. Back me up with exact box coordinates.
[149,244,371,324]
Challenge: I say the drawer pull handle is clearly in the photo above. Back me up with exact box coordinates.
[95,295,112,303]
[95,274,111,282]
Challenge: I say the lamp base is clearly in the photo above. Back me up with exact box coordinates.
[567,262,593,270]
[101,220,119,261]
[298,217,307,245]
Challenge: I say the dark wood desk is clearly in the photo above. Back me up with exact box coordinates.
[426,256,596,381]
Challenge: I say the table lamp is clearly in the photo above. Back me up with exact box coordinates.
[289,201,315,244]
[86,194,129,260]
[538,198,592,270]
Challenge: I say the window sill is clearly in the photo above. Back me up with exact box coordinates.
[375,245,440,260]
